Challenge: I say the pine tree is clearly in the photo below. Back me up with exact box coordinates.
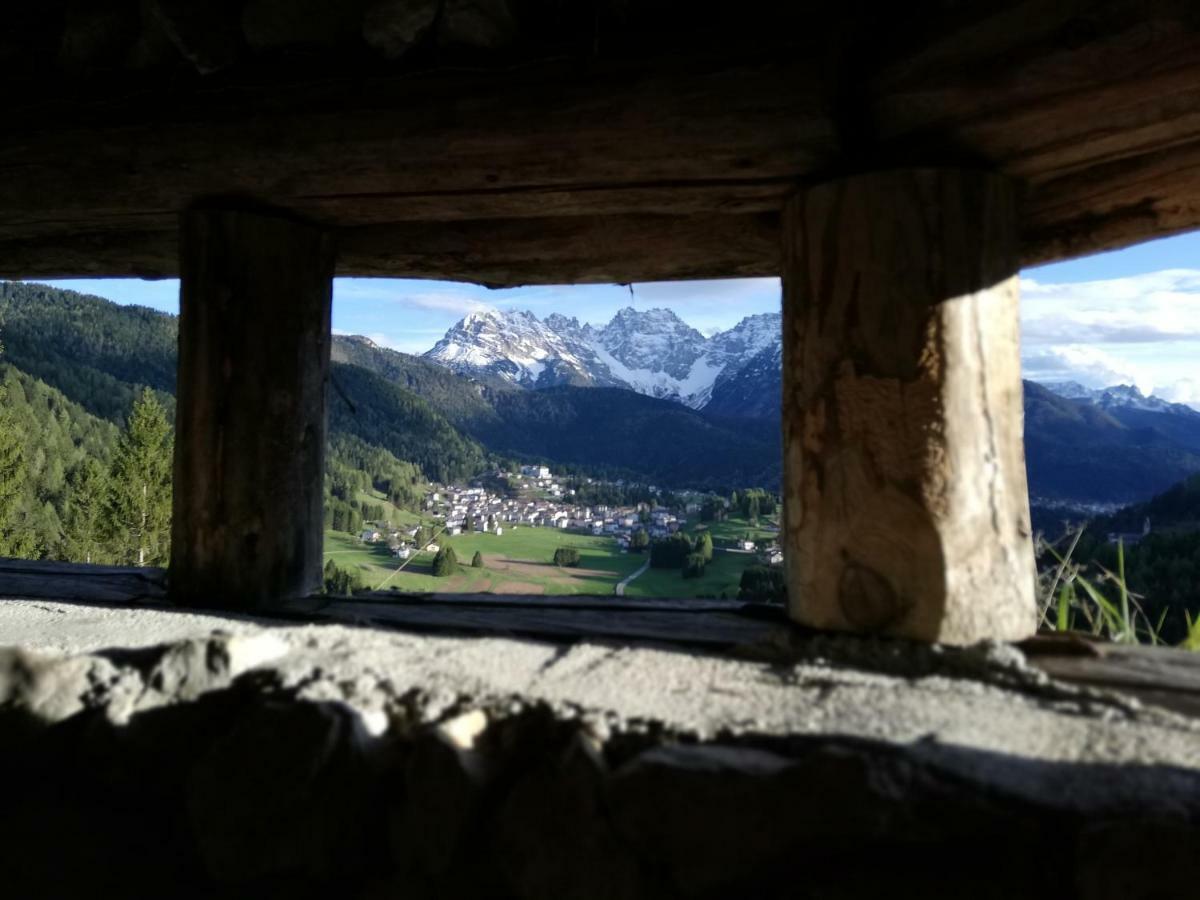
[62,458,109,563]
[0,381,33,558]
[104,389,172,567]
[323,559,364,595]
[695,530,714,563]
[471,550,484,568]
[432,545,458,577]
[553,547,581,567]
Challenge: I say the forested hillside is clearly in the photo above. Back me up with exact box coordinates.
[0,363,120,556]
[1063,474,1200,643]
[0,282,177,421]
[0,282,781,562]
[334,335,782,489]
[329,362,493,484]
[471,386,779,488]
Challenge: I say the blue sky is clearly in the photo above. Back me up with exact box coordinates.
[37,230,1200,406]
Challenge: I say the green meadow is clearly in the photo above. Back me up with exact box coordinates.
[324,497,776,600]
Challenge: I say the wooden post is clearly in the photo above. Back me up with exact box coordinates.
[780,170,1036,644]
[171,209,335,610]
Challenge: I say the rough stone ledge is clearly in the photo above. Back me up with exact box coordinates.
[1,598,1199,898]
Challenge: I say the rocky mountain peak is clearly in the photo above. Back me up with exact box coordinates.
[1040,381,1200,417]
[424,306,783,409]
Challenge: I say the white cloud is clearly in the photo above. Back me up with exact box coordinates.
[1019,269,1200,405]
[334,280,497,316]
[1159,378,1200,409]
[401,292,497,316]
[1021,269,1200,345]
[1021,345,1154,394]
[627,278,781,305]
[363,331,437,354]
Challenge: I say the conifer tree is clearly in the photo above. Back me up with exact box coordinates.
[432,545,458,576]
[62,458,110,563]
[471,550,484,568]
[0,381,33,558]
[104,389,172,566]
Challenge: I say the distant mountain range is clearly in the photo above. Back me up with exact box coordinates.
[1038,381,1200,417]
[422,305,1200,507]
[0,283,781,493]
[1023,380,1200,509]
[424,307,780,411]
[7,281,1200,509]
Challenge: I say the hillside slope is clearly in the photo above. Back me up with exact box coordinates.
[1023,381,1200,505]
[0,281,177,422]
[1,284,781,490]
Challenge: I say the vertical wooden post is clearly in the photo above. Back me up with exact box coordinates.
[780,170,1036,644]
[171,209,335,610]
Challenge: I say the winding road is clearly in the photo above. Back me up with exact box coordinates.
[614,559,650,597]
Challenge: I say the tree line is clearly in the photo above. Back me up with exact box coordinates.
[0,381,173,566]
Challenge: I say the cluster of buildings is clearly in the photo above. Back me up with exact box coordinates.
[421,480,683,551]
[356,464,784,567]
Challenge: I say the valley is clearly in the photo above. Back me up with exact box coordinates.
[1,279,1199,624]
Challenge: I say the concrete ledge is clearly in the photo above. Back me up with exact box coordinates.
[1,598,1199,898]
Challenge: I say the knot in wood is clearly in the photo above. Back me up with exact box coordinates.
[838,564,907,631]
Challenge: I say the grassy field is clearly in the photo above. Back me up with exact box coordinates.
[323,508,777,600]
[621,547,754,600]
[324,522,644,596]
[699,516,779,548]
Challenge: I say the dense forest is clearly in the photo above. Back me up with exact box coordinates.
[1,282,761,562]
[6,280,1196,636]
[1065,474,1200,643]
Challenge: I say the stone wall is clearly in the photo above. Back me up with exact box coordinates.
[2,627,1199,899]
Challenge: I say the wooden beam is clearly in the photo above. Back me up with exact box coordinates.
[780,169,1036,644]
[1020,138,1200,266]
[337,212,782,284]
[5,5,1200,279]
[0,58,829,239]
[170,209,334,610]
[0,212,782,285]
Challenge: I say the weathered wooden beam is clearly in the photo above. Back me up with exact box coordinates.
[1021,138,1200,266]
[170,209,334,610]
[337,212,782,284]
[0,212,781,285]
[780,170,1036,644]
[6,5,1200,279]
[0,58,829,238]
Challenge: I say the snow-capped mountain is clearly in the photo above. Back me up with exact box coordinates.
[424,306,781,409]
[424,309,623,390]
[1040,381,1200,417]
[705,341,783,419]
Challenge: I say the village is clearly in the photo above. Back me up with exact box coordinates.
[360,464,695,559]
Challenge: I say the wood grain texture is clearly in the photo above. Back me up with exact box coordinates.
[0,57,827,233]
[0,560,167,603]
[780,169,1037,645]
[169,209,334,610]
[7,4,1200,280]
[0,212,781,285]
[332,597,782,649]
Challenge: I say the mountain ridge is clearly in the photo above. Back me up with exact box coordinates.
[423,306,781,411]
